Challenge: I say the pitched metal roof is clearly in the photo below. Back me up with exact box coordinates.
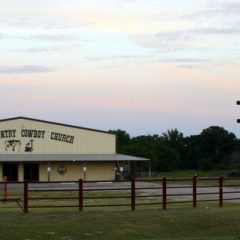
[0,154,150,162]
[0,116,114,135]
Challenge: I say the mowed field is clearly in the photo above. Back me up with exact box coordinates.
[0,203,240,240]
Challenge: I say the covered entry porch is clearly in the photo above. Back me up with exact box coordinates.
[0,154,150,182]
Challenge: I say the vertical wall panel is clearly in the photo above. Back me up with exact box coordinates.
[86,163,115,181]
[18,163,23,182]
[39,163,48,182]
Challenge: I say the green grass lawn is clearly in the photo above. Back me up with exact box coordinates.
[1,175,240,240]
[0,203,240,240]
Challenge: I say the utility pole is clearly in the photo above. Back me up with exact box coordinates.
[237,101,240,123]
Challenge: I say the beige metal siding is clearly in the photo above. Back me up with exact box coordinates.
[50,162,83,182]
[39,162,115,181]
[0,119,116,154]
[86,163,115,181]
[0,162,116,182]
[39,162,84,181]
[39,163,48,181]
[0,118,117,182]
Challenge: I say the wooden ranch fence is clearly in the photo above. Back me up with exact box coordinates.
[0,177,240,213]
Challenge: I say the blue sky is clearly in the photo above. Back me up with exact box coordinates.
[0,0,240,137]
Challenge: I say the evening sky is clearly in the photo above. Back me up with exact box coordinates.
[0,0,240,137]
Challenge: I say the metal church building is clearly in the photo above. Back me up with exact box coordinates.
[0,117,149,182]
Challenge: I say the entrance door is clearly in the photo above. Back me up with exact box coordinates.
[2,164,18,181]
[24,164,39,181]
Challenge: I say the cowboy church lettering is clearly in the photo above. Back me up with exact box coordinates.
[0,130,16,138]
[50,132,74,144]
[21,129,45,138]
[1,129,75,144]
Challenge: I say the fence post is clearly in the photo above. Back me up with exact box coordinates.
[4,176,8,202]
[131,178,136,211]
[24,180,29,213]
[193,176,197,208]
[79,179,83,212]
[162,177,167,210]
[219,176,223,207]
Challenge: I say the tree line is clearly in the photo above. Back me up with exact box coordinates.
[109,126,240,172]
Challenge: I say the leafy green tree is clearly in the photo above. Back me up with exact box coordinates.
[162,128,184,147]
[153,143,181,171]
[183,135,202,169]
[162,128,187,169]
[109,125,239,172]
[126,135,159,159]
[199,126,237,167]
[109,129,131,153]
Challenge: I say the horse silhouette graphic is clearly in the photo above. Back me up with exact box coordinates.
[5,140,21,152]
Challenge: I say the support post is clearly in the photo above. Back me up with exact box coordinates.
[79,179,83,212]
[131,178,136,211]
[148,161,151,179]
[193,176,197,208]
[219,176,224,207]
[47,162,51,182]
[4,176,8,202]
[162,177,167,210]
[24,180,29,213]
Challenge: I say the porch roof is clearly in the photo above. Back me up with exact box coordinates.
[0,154,150,162]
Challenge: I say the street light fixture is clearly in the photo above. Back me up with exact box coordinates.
[83,166,87,181]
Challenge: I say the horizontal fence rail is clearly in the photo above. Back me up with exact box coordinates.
[0,177,240,213]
